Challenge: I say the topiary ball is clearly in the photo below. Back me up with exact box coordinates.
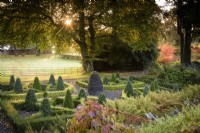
[14,77,23,93]
[41,98,51,117]
[88,71,104,96]
[63,90,74,109]
[33,77,42,90]
[98,93,106,105]
[24,89,37,111]
[57,76,64,90]
[9,75,15,91]
[49,74,56,85]
[78,89,87,100]
[124,81,137,97]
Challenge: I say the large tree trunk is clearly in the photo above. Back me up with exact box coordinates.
[78,11,93,72]
[183,23,192,65]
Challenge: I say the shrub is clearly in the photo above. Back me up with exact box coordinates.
[9,75,15,91]
[150,79,159,92]
[43,91,48,98]
[49,74,56,85]
[124,81,137,97]
[14,78,23,93]
[88,71,104,96]
[129,76,134,83]
[63,90,74,109]
[103,77,109,85]
[68,100,116,132]
[158,43,175,63]
[98,93,106,105]
[111,73,116,83]
[57,76,64,90]
[24,89,38,111]
[116,73,120,79]
[33,77,42,90]
[143,85,149,97]
[158,65,200,86]
[41,98,51,117]
[78,89,87,100]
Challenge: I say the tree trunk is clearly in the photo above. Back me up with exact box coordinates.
[183,23,192,66]
[78,11,93,72]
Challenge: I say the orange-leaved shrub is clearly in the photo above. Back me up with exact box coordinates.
[158,43,175,63]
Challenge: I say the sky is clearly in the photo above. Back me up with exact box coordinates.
[156,0,174,10]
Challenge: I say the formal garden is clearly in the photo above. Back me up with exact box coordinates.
[1,0,200,133]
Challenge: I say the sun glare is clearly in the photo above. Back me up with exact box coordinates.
[65,19,72,26]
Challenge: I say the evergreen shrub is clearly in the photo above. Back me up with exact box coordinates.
[124,81,137,97]
[24,89,38,111]
[9,75,15,91]
[143,85,149,97]
[150,79,159,91]
[98,93,106,104]
[41,98,51,117]
[63,90,74,109]
[33,77,42,90]
[57,76,64,90]
[14,78,23,93]
[49,74,56,85]
[103,77,109,85]
[111,73,116,83]
[78,89,87,100]
[88,71,104,96]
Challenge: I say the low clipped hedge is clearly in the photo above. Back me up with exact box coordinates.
[0,100,75,132]
[0,89,70,100]
[76,80,145,90]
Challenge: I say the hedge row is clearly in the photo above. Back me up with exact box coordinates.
[1,100,74,132]
[76,80,145,90]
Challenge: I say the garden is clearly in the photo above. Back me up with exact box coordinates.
[0,63,200,132]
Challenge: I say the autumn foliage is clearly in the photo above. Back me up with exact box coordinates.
[158,43,175,63]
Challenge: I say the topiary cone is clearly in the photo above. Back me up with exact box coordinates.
[14,77,23,93]
[9,75,15,91]
[88,71,104,96]
[33,77,42,90]
[41,98,51,117]
[57,76,64,90]
[63,90,74,109]
[24,89,37,111]
[49,74,56,85]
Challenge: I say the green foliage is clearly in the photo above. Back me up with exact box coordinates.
[150,79,159,92]
[24,89,38,111]
[41,98,51,117]
[49,74,56,85]
[140,105,200,133]
[129,76,134,83]
[9,75,15,91]
[98,93,106,105]
[57,76,64,90]
[143,85,149,97]
[43,91,48,99]
[14,78,23,93]
[116,73,120,79]
[103,77,109,85]
[63,90,74,109]
[158,65,200,86]
[111,73,116,83]
[88,71,104,96]
[33,77,42,90]
[124,81,137,97]
[68,100,116,132]
[78,89,87,100]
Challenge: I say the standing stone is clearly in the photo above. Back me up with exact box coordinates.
[88,71,104,96]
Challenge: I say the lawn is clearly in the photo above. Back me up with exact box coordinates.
[0,54,83,82]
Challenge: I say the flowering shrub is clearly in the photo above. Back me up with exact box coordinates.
[158,43,175,63]
[68,100,116,133]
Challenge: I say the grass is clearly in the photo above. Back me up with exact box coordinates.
[0,54,82,76]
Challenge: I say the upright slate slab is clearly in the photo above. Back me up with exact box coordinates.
[88,71,104,96]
